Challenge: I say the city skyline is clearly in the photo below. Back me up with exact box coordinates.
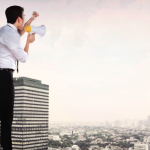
[1,0,150,122]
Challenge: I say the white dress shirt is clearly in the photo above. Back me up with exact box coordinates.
[0,23,28,71]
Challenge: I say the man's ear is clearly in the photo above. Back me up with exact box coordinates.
[17,17,21,23]
[15,17,18,24]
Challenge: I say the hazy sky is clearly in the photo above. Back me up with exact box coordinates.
[1,0,150,122]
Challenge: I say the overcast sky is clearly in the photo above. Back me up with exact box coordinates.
[1,0,150,122]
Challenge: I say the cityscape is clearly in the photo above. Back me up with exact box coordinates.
[48,117,150,150]
[0,76,150,150]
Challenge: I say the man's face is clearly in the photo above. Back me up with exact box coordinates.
[22,14,26,25]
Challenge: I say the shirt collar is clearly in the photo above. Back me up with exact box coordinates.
[7,23,18,32]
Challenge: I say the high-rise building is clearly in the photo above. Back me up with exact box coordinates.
[114,120,120,127]
[138,120,144,127]
[147,116,150,127]
[12,77,49,150]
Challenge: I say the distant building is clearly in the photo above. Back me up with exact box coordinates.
[78,136,86,141]
[71,140,77,144]
[65,147,72,150]
[60,131,72,136]
[89,145,99,150]
[114,120,120,127]
[95,138,103,143]
[89,136,95,139]
[144,136,150,143]
[48,148,59,150]
[104,145,122,150]
[49,135,60,141]
[148,116,150,127]
[134,143,150,150]
[71,145,80,150]
[86,131,94,135]
[138,120,144,126]
[91,140,97,144]
[129,147,133,150]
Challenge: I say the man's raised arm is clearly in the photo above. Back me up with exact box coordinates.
[18,11,39,37]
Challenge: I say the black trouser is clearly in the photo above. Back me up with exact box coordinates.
[0,70,14,150]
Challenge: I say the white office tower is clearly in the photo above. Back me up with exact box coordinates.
[134,143,150,150]
[12,77,49,150]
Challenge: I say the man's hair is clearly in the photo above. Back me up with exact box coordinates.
[5,5,24,24]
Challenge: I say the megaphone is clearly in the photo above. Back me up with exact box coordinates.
[24,25,46,37]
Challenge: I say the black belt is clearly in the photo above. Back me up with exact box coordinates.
[0,68,14,73]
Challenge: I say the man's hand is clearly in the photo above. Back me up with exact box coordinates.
[27,33,36,43]
[31,11,39,20]
[24,33,36,55]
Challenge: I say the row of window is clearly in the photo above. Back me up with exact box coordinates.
[12,127,48,131]
[15,97,48,102]
[15,94,48,99]
[15,100,48,105]
[12,133,48,138]
[15,97,49,102]
[13,118,48,121]
[13,111,48,114]
[12,140,48,145]
[13,146,47,150]
[15,86,49,93]
[15,90,49,96]
[12,137,48,141]
[12,121,48,124]
[13,119,48,121]
[12,124,48,128]
[12,130,48,134]
[12,143,47,148]
[13,107,48,111]
[14,100,48,106]
[14,114,48,118]
[14,104,48,108]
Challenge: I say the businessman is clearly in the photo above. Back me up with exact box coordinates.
[0,5,39,150]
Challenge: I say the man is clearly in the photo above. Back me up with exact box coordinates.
[0,5,39,150]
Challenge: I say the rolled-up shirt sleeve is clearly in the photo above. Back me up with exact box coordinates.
[0,32,28,63]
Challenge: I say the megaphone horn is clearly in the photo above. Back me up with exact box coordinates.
[24,25,46,37]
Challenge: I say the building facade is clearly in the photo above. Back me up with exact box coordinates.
[12,77,49,150]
